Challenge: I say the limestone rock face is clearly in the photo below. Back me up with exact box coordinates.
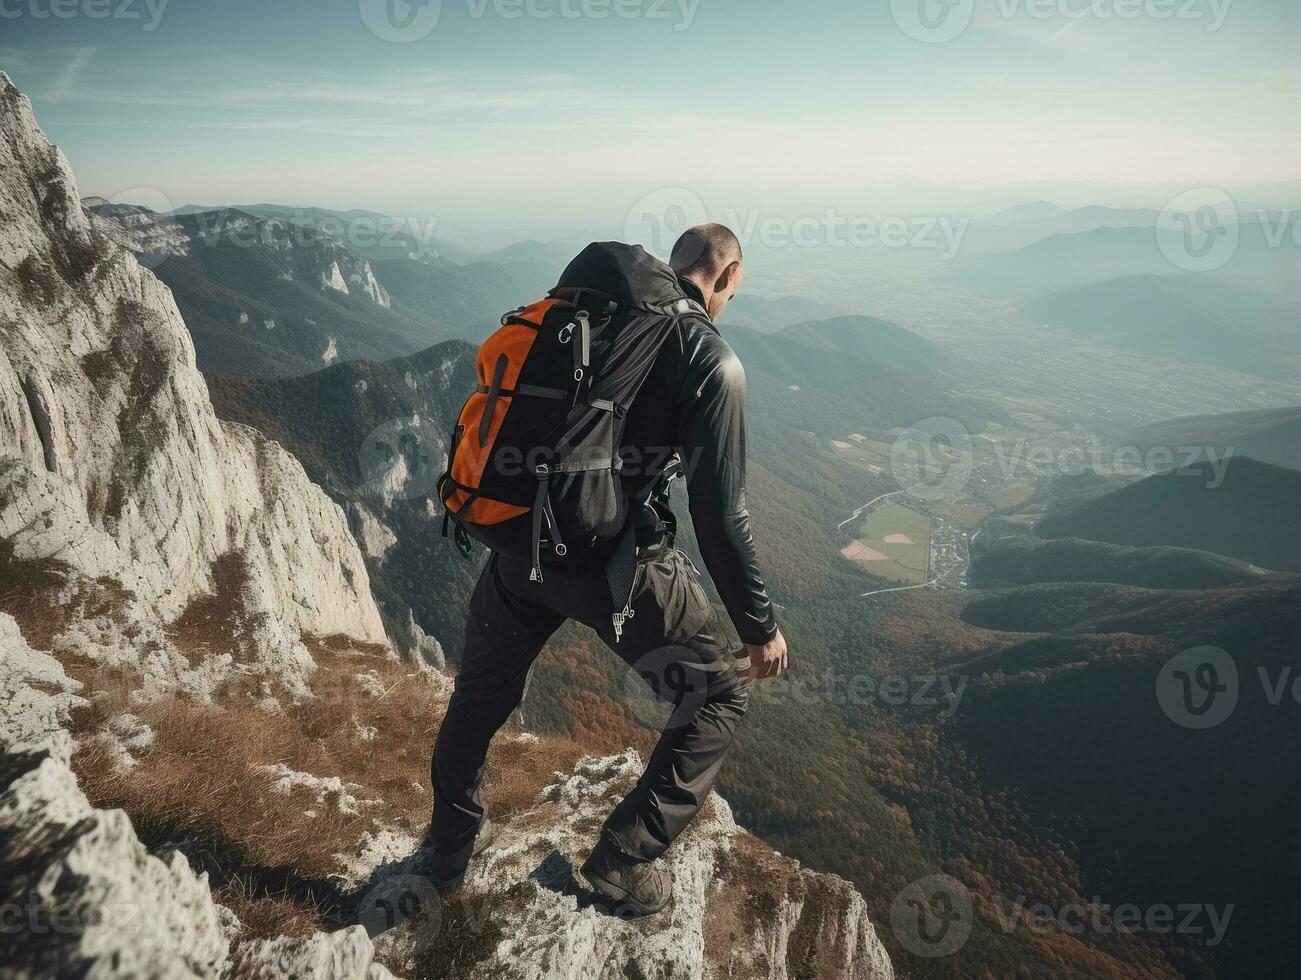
[371,751,896,980]
[0,72,386,693]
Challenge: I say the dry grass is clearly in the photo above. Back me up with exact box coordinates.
[0,542,76,651]
[4,538,587,956]
[165,553,269,666]
[214,879,320,941]
[69,636,585,948]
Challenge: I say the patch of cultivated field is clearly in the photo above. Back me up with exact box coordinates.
[841,503,932,583]
[828,435,893,477]
[987,480,1035,510]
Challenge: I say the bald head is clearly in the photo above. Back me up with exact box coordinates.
[670,223,744,321]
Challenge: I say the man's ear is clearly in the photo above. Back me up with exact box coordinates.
[714,261,741,294]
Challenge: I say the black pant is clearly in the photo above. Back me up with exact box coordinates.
[430,546,749,863]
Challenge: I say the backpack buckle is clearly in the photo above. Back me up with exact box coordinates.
[453,523,472,558]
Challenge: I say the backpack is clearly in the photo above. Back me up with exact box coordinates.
[437,244,706,634]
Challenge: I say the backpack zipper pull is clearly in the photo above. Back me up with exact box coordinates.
[571,310,590,383]
[530,463,550,583]
[611,602,634,641]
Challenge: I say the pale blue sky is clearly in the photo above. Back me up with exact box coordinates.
[2,0,1297,241]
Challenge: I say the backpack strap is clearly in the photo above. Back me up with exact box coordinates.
[474,382,568,400]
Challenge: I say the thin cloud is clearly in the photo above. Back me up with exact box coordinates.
[48,47,96,102]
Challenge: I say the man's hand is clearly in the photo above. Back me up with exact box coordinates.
[740,627,788,680]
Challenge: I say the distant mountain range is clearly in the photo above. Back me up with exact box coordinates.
[1036,456,1301,573]
[718,293,848,333]
[723,315,993,443]
[957,217,1297,298]
[961,204,1159,258]
[978,200,1066,225]
[1126,406,1301,473]
[1020,273,1301,378]
[88,204,564,377]
[971,533,1286,591]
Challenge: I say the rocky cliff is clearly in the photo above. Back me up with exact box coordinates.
[0,71,386,697]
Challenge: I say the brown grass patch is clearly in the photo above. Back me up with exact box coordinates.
[166,553,269,666]
[0,542,74,651]
[401,883,526,980]
[0,543,138,656]
[70,637,584,950]
[214,880,320,942]
[481,734,583,820]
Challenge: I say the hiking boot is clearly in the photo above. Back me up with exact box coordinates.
[414,816,495,895]
[579,837,672,918]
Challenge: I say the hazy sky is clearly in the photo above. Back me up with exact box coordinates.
[2,0,1297,241]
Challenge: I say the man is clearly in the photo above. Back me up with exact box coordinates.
[423,224,788,917]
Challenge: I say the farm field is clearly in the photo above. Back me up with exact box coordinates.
[840,502,932,583]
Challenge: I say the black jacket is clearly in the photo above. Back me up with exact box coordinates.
[554,243,778,645]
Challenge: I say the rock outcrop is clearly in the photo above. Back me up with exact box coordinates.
[0,614,393,980]
[369,751,895,980]
[86,201,393,310]
[0,71,386,695]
